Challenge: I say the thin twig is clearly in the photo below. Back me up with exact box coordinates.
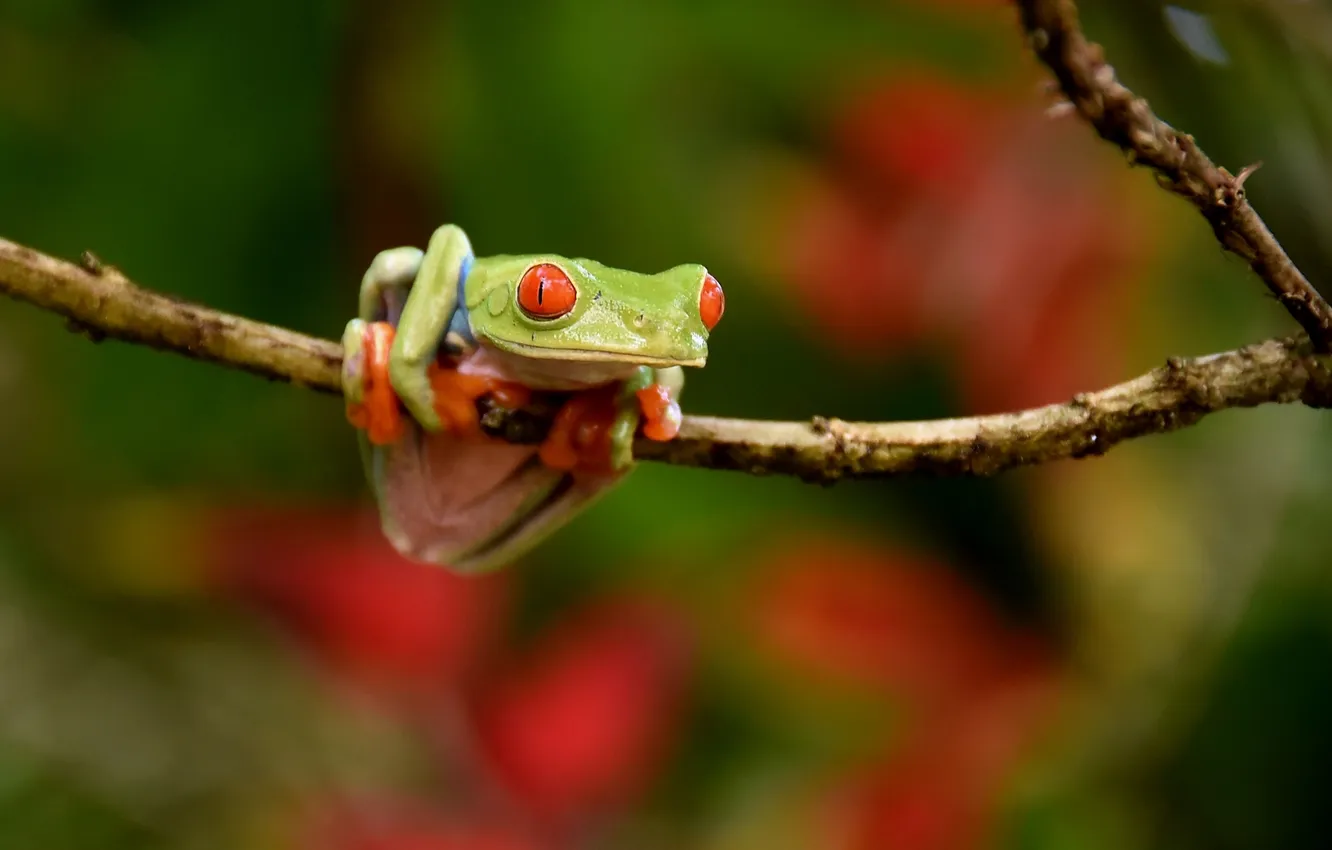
[3,237,1331,482]
[1014,0,1332,351]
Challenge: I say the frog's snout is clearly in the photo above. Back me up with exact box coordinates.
[644,321,709,365]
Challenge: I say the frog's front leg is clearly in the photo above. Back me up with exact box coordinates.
[624,364,684,455]
[538,366,685,474]
[387,224,475,432]
[638,365,685,438]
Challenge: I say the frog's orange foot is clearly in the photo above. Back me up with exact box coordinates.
[346,321,407,446]
[636,384,683,441]
[427,363,532,437]
[539,389,618,475]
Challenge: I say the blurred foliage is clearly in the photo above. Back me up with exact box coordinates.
[3,0,1332,848]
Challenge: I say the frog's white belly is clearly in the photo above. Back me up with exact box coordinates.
[457,346,642,391]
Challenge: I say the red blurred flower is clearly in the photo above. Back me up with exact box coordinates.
[206,507,506,691]
[835,76,998,194]
[823,674,1059,850]
[771,73,1150,412]
[753,538,1051,708]
[470,598,691,824]
[752,538,1061,850]
[302,800,544,850]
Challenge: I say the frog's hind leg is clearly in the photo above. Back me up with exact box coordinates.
[345,228,490,520]
[344,246,425,413]
[345,245,424,418]
[344,247,426,491]
[359,247,425,324]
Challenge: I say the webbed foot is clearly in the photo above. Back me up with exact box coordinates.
[539,369,685,476]
[635,383,683,441]
[538,389,621,475]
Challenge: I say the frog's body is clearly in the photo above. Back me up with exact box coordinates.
[341,225,722,572]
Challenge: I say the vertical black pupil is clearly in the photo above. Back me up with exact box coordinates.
[537,278,544,306]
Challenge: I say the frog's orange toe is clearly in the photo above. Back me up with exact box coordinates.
[539,390,617,475]
[428,365,532,436]
[352,321,406,446]
[428,365,481,435]
[488,382,533,411]
[637,384,682,441]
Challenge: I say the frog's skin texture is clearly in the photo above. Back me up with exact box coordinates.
[342,225,723,572]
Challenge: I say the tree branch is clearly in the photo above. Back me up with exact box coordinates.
[5,5,1329,483]
[1014,0,1332,351]
[3,237,1331,482]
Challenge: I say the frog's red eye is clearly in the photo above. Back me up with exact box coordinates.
[518,263,577,319]
[699,273,724,331]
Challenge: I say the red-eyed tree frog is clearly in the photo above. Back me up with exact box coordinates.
[340,225,724,572]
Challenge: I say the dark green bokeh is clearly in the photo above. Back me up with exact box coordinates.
[4,1,1332,848]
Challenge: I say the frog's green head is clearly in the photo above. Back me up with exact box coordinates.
[467,255,724,367]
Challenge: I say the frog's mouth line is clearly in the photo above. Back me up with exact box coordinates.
[483,338,705,368]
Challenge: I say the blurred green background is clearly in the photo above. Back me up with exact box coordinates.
[4,1,1332,848]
